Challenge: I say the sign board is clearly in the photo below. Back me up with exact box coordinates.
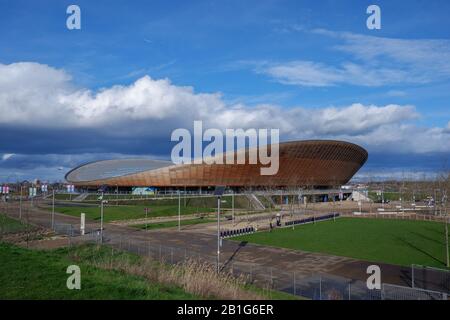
[29,187,37,197]
[132,187,155,195]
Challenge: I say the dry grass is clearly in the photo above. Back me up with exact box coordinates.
[72,245,264,300]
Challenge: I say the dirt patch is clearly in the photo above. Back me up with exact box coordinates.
[1,227,49,243]
[17,236,73,250]
[1,225,72,250]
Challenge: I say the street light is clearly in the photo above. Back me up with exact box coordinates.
[51,187,55,229]
[434,189,440,216]
[145,207,149,230]
[178,189,181,231]
[444,190,449,268]
[232,190,235,225]
[19,185,22,220]
[214,186,225,273]
[100,192,105,244]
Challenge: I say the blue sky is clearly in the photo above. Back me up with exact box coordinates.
[0,0,449,182]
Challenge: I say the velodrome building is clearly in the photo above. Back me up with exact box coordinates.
[65,140,368,190]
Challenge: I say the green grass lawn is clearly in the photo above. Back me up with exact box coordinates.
[234,217,450,268]
[77,194,253,210]
[84,194,158,201]
[52,205,215,222]
[134,218,215,230]
[0,215,30,234]
[0,242,196,299]
[54,193,78,200]
[0,242,298,300]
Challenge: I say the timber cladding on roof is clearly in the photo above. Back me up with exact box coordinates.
[66,140,368,187]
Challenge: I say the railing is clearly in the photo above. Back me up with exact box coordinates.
[221,226,255,238]
[285,213,339,227]
[412,264,450,294]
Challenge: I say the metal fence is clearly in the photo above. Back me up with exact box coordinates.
[412,264,450,294]
[382,284,447,300]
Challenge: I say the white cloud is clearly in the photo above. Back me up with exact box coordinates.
[0,62,449,154]
[354,170,441,182]
[256,30,450,87]
[325,30,450,75]
[260,60,412,87]
[2,153,14,161]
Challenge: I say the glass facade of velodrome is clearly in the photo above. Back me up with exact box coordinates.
[65,140,368,188]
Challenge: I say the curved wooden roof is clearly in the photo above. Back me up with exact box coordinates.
[66,140,368,187]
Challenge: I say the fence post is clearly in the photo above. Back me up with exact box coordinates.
[159,245,162,261]
[171,248,173,264]
[411,265,415,288]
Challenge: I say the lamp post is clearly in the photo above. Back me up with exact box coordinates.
[19,185,22,220]
[446,215,449,268]
[100,192,104,244]
[232,190,235,225]
[178,190,181,231]
[434,189,439,216]
[217,195,221,273]
[214,186,225,273]
[445,192,449,268]
[145,207,148,230]
[51,187,55,229]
